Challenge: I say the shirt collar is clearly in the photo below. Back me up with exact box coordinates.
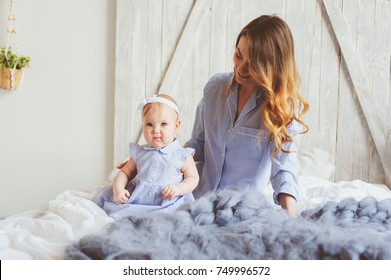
[229,83,264,100]
[228,83,264,123]
[142,138,180,154]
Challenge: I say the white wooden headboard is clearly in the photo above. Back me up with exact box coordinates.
[114,0,391,186]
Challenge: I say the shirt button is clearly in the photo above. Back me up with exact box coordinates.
[228,129,231,133]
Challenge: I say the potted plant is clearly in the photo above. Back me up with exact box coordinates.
[0,47,30,90]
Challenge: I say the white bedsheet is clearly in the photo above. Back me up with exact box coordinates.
[1,176,390,260]
[0,185,114,260]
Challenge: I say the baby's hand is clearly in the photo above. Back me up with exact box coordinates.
[113,189,130,205]
[162,184,179,200]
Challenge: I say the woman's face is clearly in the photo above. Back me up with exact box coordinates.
[233,36,257,87]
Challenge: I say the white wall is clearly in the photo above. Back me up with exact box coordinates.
[0,0,116,217]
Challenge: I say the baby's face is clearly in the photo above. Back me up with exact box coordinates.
[142,104,180,149]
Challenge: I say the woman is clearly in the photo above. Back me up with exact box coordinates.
[185,15,309,217]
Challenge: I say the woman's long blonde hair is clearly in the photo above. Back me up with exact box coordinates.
[229,15,309,153]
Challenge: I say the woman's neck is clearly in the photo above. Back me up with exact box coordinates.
[236,85,256,120]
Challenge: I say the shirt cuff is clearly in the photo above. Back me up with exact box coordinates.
[273,182,299,205]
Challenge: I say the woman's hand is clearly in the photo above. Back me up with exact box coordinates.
[113,188,130,205]
[278,193,299,218]
[162,184,180,200]
[116,160,128,169]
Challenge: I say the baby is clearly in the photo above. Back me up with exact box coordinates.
[96,94,199,218]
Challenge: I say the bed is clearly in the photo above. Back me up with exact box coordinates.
[1,148,390,260]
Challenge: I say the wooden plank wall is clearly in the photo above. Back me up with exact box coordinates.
[115,0,391,185]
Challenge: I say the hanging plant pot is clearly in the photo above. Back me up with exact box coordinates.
[0,0,29,92]
[0,47,30,91]
[0,68,22,90]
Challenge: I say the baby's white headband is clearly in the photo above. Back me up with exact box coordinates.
[137,95,179,114]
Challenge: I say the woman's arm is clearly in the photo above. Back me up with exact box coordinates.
[270,120,304,218]
[162,156,199,200]
[278,193,298,218]
[184,97,205,163]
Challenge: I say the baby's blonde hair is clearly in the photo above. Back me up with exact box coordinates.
[142,93,179,119]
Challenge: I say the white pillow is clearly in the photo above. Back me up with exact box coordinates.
[298,148,335,180]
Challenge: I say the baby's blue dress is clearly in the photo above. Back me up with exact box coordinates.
[96,139,195,219]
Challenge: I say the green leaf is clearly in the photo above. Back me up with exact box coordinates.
[0,47,30,69]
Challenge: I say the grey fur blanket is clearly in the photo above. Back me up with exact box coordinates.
[65,190,391,260]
